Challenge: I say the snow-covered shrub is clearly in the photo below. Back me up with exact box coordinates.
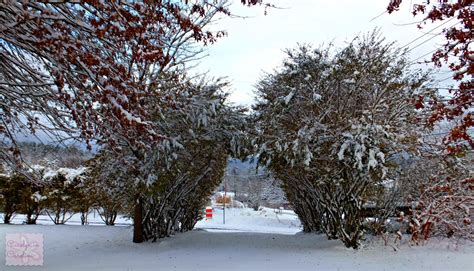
[70,174,96,226]
[89,76,246,242]
[139,78,245,241]
[0,173,22,224]
[0,165,45,224]
[252,31,432,248]
[83,156,129,226]
[18,165,49,225]
[18,176,45,225]
[42,167,86,224]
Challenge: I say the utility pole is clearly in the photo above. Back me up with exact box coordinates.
[223,177,226,224]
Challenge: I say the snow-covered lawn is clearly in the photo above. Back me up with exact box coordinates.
[195,207,301,234]
[0,208,472,271]
[3,211,132,227]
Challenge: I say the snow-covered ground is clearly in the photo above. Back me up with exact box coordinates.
[0,208,473,271]
[3,211,132,227]
[195,207,301,234]
[3,206,301,234]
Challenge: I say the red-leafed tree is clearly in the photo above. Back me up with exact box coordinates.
[0,1,230,165]
[387,1,473,245]
[387,0,473,153]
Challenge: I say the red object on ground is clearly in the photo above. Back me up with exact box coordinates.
[205,207,213,219]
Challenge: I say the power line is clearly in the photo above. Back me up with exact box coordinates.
[406,33,444,54]
[369,10,388,22]
[404,21,460,68]
[436,76,455,83]
[409,47,442,64]
[401,17,455,49]
[424,76,456,88]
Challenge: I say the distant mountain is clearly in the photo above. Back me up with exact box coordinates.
[221,158,287,209]
[226,158,267,176]
[17,142,92,168]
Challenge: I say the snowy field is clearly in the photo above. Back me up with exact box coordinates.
[1,208,473,271]
[195,207,302,234]
[2,210,133,227]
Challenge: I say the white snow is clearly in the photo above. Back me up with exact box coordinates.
[195,207,301,235]
[313,92,322,101]
[283,91,294,105]
[0,208,472,271]
[43,167,86,182]
[3,210,131,226]
[0,224,472,271]
[343,78,356,83]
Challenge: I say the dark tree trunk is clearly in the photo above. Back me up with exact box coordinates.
[80,210,88,225]
[104,210,117,225]
[3,202,15,224]
[3,212,12,224]
[26,212,38,224]
[25,203,40,224]
[133,195,144,243]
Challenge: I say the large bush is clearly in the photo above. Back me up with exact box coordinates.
[86,77,247,242]
[252,31,432,248]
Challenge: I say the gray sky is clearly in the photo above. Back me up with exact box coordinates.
[196,0,454,107]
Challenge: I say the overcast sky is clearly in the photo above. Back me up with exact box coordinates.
[196,0,454,107]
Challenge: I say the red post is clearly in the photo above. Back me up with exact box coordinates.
[205,207,213,219]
